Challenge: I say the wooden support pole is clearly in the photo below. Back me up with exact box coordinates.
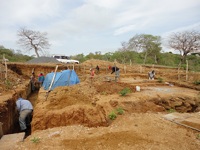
[114,63,117,82]
[124,65,126,74]
[140,66,142,73]
[3,54,7,80]
[0,122,3,138]
[48,65,58,91]
[130,59,132,66]
[186,60,188,81]
[46,65,58,100]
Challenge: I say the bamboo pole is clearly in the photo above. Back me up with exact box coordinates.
[32,68,34,74]
[45,65,58,100]
[48,65,58,91]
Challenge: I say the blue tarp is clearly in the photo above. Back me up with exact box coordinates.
[43,70,80,90]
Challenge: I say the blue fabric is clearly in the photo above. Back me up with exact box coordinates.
[43,70,80,90]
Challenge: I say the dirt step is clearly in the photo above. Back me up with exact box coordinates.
[0,132,25,150]
[130,83,167,87]
[163,113,200,131]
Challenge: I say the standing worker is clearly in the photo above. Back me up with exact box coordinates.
[15,94,33,132]
[90,68,95,79]
[30,72,36,91]
[109,66,120,81]
[96,65,100,74]
[38,72,45,87]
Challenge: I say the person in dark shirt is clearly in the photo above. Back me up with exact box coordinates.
[109,66,120,81]
[96,65,100,73]
[30,72,36,91]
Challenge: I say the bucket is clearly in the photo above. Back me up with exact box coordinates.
[136,86,140,92]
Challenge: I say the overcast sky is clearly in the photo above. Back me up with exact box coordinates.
[0,0,200,56]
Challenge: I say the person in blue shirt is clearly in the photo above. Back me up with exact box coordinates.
[16,94,33,131]
[38,73,45,87]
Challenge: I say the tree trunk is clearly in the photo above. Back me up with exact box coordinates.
[143,51,147,64]
[35,49,40,58]
[154,55,157,64]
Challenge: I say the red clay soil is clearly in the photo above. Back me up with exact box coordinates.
[0,60,200,150]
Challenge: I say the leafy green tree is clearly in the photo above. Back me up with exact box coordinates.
[122,34,162,64]
[102,52,113,61]
[71,53,86,63]
[0,46,32,62]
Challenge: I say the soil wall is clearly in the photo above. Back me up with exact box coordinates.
[0,81,31,135]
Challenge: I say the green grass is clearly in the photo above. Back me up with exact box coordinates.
[31,137,40,143]
[157,77,163,83]
[119,87,131,96]
[116,107,124,115]
[167,108,176,113]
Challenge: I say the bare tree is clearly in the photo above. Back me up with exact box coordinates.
[17,27,50,57]
[168,30,200,62]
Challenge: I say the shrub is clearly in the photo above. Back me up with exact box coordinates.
[167,108,176,113]
[157,77,163,83]
[119,87,131,96]
[193,80,200,85]
[197,134,200,140]
[116,107,124,115]
[5,80,12,90]
[108,111,117,120]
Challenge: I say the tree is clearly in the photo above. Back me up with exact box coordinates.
[124,34,162,64]
[168,30,200,62]
[17,27,50,57]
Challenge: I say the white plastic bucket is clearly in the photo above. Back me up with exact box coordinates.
[136,86,140,92]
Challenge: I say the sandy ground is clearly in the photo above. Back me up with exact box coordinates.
[1,60,200,150]
[17,78,200,150]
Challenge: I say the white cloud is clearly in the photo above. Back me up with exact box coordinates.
[114,25,136,35]
[0,0,200,56]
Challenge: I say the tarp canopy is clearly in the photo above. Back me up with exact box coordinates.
[43,70,80,90]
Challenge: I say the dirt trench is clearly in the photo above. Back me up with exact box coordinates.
[30,80,200,133]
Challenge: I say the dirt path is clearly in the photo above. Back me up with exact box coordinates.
[14,77,200,150]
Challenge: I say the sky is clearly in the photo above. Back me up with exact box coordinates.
[0,0,200,56]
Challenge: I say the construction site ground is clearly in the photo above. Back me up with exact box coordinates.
[0,59,200,150]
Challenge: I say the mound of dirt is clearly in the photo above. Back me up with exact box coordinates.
[0,63,25,95]
[1,59,200,150]
[26,57,60,64]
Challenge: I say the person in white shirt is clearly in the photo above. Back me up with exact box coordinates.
[16,95,33,131]
[148,70,155,80]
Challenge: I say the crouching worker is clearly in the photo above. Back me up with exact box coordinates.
[109,66,120,81]
[148,70,155,80]
[16,94,33,132]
